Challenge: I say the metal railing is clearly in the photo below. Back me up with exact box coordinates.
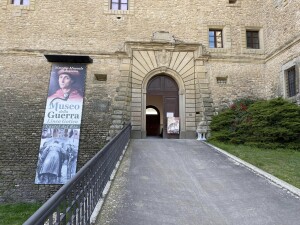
[24,123,131,225]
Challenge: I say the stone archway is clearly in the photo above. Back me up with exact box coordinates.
[141,68,186,139]
[129,47,195,139]
[116,41,213,139]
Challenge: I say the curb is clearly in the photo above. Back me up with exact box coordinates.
[90,142,130,225]
[203,142,300,198]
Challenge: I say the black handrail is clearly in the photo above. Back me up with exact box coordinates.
[24,123,131,225]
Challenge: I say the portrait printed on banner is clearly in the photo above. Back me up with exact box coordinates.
[48,66,86,102]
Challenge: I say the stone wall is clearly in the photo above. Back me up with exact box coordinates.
[208,61,265,110]
[0,0,299,202]
[1,0,266,53]
[0,53,118,202]
[263,0,300,55]
[263,0,300,100]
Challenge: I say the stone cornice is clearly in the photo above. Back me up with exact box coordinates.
[1,34,299,63]
[265,34,300,63]
[124,41,204,56]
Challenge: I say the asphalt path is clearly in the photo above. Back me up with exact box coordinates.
[96,139,300,225]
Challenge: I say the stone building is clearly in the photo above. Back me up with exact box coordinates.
[0,0,299,202]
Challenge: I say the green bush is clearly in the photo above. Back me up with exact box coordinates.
[210,98,300,150]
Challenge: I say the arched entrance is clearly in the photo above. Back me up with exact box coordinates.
[146,106,161,136]
[146,74,179,139]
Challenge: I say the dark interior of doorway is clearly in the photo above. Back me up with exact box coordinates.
[146,105,162,137]
[147,74,179,139]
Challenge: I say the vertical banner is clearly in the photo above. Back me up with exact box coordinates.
[35,63,86,184]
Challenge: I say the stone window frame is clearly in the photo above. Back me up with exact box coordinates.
[241,25,264,55]
[281,58,300,100]
[204,23,231,53]
[2,0,35,11]
[104,0,135,15]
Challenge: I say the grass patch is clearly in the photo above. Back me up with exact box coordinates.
[0,203,41,225]
[209,140,300,189]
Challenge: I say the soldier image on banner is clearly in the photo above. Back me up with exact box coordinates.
[35,64,86,184]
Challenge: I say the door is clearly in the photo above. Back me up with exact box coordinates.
[146,106,161,136]
[147,74,179,139]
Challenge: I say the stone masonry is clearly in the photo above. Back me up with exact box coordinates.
[0,0,299,202]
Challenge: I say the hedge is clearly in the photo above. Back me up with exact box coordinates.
[210,98,300,150]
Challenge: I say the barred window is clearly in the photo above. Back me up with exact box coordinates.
[209,29,223,48]
[286,67,297,97]
[11,0,30,5]
[111,0,128,10]
[246,30,260,49]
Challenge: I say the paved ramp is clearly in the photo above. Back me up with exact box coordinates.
[96,139,300,225]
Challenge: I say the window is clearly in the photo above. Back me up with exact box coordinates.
[105,0,134,15]
[94,74,107,81]
[11,0,30,5]
[111,0,128,10]
[229,0,237,3]
[246,30,259,49]
[146,107,158,115]
[281,58,299,99]
[209,29,223,48]
[286,67,297,97]
[241,26,264,54]
[206,24,230,52]
[216,77,227,85]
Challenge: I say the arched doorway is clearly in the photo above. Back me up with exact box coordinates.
[146,106,161,137]
[146,74,179,139]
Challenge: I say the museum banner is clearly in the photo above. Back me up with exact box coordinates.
[35,63,86,184]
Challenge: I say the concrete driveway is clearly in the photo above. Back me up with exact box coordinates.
[96,139,300,225]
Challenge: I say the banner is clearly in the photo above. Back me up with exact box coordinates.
[35,63,86,184]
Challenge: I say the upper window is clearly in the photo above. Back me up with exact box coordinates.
[111,0,128,10]
[229,0,237,3]
[11,0,30,5]
[146,107,158,115]
[209,29,223,48]
[246,30,260,49]
[286,67,297,97]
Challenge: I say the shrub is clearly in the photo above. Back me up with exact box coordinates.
[210,98,300,150]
